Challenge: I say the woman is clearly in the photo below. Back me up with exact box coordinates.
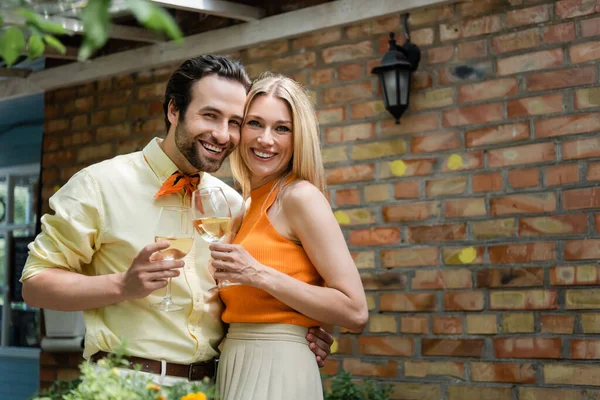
[210,72,368,400]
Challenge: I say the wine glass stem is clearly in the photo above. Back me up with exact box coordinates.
[165,278,173,300]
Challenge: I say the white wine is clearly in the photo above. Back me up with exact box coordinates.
[194,217,232,243]
[154,236,194,260]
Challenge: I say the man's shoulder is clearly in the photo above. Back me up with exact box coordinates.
[202,174,242,200]
[83,151,144,182]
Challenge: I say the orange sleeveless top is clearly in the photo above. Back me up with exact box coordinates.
[220,178,324,327]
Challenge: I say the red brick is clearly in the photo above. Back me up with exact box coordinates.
[472,219,516,240]
[412,132,461,153]
[571,40,600,63]
[563,137,600,160]
[497,49,563,76]
[494,338,562,359]
[425,46,454,64]
[457,39,488,60]
[508,94,564,117]
[134,117,162,136]
[45,118,70,134]
[440,16,502,41]
[492,29,541,54]
[477,267,544,288]
[322,83,372,105]
[541,314,575,334]
[543,22,576,43]
[443,103,504,127]
[449,386,512,400]
[509,168,540,189]
[489,242,556,263]
[348,227,400,246]
[342,358,398,378]
[358,337,414,356]
[380,293,436,312]
[507,4,551,26]
[546,164,579,186]
[413,269,472,290]
[444,291,484,311]
[394,181,420,199]
[466,122,529,147]
[325,123,374,143]
[489,142,555,167]
[326,164,375,185]
[42,150,76,167]
[383,202,440,222]
[582,16,600,37]
[408,28,435,47]
[444,198,486,218]
[442,151,484,172]
[458,78,518,104]
[408,224,466,244]
[337,64,363,81]
[491,289,557,310]
[564,187,600,210]
[520,215,587,236]
[76,143,113,163]
[405,360,465,379]
[539,113,600,140]
[335,189,360,206]
[422,339,484,357]
[135,83,165,101]
[433,316,463,334]
[412,71,434,90]
[565,239,600,260]
[571,340,600,359]
[471,362,537,383]
[384,158,436,178]
[527,66,596,91]
[382,113,439,135]
[401,316,429,334]
[491,193,556,216]
[271,52,316,72]
[62,131,93,148]
[551,265,600,285]
[316,107,345,125]
[409,6,455,26]
[520,387,586,400]
[322,41,373,64]
[292,29,341,49]
[362,271,406,291]
[443,246,485,265]
[43,137,60,152]
[381,247,439,268]
[310,68,334,86]
[473,172,503,193]
[427,176,467,197]
[589,163,600,181]
[439,61,493,85]
[556,0,600,19]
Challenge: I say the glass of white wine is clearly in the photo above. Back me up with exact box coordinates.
[151,206,194,312]
[191,186,237,292]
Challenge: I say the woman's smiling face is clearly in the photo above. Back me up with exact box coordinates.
[240,94,294,188]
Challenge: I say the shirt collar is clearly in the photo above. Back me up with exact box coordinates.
[142,137,204,183]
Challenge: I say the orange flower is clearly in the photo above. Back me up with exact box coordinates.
[181,392,207,400]
[158,396,166,400]
[147,383,161,391]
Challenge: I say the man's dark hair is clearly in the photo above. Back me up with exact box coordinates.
[163,55,251,131]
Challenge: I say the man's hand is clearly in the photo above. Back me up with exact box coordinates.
[306,327,334,368]
[121,241,184,300]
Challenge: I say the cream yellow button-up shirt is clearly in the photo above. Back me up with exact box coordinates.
[21,138,244,363]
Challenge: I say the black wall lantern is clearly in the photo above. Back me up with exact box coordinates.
[371,14,421,124]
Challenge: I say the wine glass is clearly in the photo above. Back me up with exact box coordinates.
[191,186,239,292]
[151,206,194,312]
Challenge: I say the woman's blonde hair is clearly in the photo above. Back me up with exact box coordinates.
[230,72,326,199]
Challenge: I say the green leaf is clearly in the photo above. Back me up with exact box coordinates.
[126,0,183,42]
[0,27,26,67]
[27,34,45,59]
[43,34,66,55]
[18,8,70,35]
[0,15,4,28]
[78,0,112,60]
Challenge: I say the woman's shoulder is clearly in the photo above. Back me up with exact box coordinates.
[280,179,327,212]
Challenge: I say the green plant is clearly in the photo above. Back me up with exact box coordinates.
[324,370,393,400]
[31,349,217,400]
[0,0,183,66]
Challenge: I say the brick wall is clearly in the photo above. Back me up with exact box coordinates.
[39,0,600,398]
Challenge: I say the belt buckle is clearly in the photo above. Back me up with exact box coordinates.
[187,358,218,381]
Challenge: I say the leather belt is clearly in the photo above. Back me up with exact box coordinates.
[91,351,218,381]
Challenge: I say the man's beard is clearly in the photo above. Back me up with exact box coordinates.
[174,122,232,173]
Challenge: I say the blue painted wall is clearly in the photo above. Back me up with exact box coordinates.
[0,355,39,400]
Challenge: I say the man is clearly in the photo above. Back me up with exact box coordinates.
[21,55,332,384]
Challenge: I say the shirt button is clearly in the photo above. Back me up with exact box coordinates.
[196,296,201,302]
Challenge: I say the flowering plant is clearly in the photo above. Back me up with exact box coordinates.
[33,350,217,400]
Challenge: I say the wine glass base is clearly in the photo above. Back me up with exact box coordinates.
[151,299,183,312]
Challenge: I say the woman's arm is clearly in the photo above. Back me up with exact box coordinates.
[211,181,369,332]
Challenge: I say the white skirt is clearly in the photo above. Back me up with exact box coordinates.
[217,323,324,400]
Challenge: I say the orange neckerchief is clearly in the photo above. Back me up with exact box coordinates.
[154,172,200,198]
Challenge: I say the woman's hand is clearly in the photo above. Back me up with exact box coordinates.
[209,243,267,287]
